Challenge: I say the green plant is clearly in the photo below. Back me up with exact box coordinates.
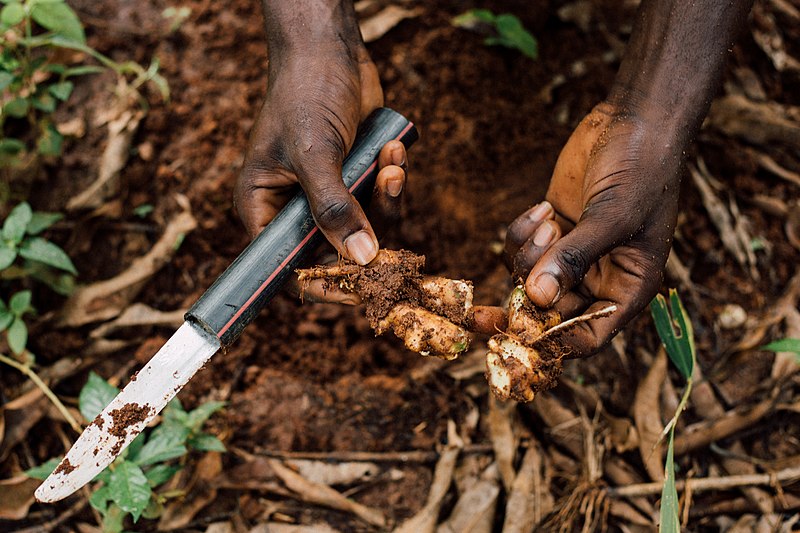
[26,372,226,533]
[650,290,696,532]
[452,9,538,60]
[0,201,76,295]
[0,0,168,167]
[762,338,800,357]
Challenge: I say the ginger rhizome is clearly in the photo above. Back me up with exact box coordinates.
[297,250,615,401]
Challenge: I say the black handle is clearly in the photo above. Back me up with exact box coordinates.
[186,108,418,346]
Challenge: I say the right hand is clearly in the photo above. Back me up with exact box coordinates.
[235,34,407,261]
[235,29,408,303]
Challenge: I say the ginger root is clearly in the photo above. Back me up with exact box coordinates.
[297,250,616,401]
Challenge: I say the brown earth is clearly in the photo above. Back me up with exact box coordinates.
[3,0,800,531]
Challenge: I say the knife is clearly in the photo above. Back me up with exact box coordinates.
[35,108,418,503]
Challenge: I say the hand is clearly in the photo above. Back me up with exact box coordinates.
[506,102,683,357]
[235,29,408,303]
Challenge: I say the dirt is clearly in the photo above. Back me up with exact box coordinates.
[3,0,800,530]
[106,402,152,455]
[52,458,76,476]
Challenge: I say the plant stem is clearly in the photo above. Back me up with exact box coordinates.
[0,352,82,433]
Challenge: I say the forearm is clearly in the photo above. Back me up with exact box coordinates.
[609,0,753,140]
[262,0,362,55]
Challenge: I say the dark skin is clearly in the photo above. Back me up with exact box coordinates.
[236,0,753,356]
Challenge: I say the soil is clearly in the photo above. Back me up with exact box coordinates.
[2,0,800,531]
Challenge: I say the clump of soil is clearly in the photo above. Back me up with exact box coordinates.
[52,458,75,476]
[107,402,152,455]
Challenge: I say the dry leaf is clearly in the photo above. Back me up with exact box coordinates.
[633,349,667,482]
[269,458,386,528]
[158,452,223,530]
[58,205,197,327]
[436,465,499,533]
[359,5,423,42]
[0,476,41,520]
[285,460,381,486]
[394,421,463,533]
[502,444,554,532]
[89,303,186,339]
[487,395,516,491]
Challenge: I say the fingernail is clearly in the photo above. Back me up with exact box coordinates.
[528,201,553,223]
[345,230,378,265]
[387,177,403,197]
[533,222,557,247]
[529,273,560,306]
[391,146,405,168]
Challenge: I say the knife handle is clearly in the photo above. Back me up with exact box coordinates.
[186,107,418,346]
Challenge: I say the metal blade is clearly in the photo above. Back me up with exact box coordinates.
[35,321,221,503]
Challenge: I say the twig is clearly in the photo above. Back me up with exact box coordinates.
[0,352,82,433]
[536,304,617,344]
[246,443,495,463]
[12,498,88,533]
[608,465,800,497]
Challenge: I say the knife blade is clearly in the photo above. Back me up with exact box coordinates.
[35,108,418,503]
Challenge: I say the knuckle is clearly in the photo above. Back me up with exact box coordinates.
[315,196,356,231]
[555,245,591,284]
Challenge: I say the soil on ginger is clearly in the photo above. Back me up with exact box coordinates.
[3,0,800,531]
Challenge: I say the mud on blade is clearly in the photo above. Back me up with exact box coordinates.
[35,321,220,503]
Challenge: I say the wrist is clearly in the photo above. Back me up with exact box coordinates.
[263,0,363,57]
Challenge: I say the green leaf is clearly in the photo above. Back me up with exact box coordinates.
[124,431,147,461]
[3,97,29,117]
[24,456,62,479]
[188,433,225,452]
[48,80,73,101]
[659,427,680,532]
[8,316,27,354]
[3,202,32,243]
[0,70,14,91]
[31,92,56,113]
[141,495,164,520]
[0,246,17,269]
[650,290,695,380]
[26,211,62,235]
[186,401,225,432]
[30,2,85,43]
[762,338,800,354]
[452,9,496,28]
[63,65,105,77]
[19,236,77,274]
[108,461,151,522]
[100,503,125,533]
[131,424,188,467]
[89,485,112,514]
[0,3,24,27]
[0,138,25,154]
[9,289,31,315]
[144,463,181,487]
[79,372,120,421]
[27,264,74,296]
[0,308,13,332]
[36,123,63,156]
[132,204,153,218]
[92,466,112,485]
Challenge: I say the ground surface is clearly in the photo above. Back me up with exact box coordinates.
[2,0,800,531]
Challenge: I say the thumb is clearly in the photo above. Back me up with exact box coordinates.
[298,161,379,266]
[525,207,631,307]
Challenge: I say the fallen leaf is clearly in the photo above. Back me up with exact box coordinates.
[502,444,554,532]
[0,475,41,519]
[487,394,517,491]
[359,5,423,42]
[633,349,667,482]
[158,452,223,530]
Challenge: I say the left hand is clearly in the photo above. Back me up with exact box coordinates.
[506,102,684,357]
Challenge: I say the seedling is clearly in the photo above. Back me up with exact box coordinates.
[26,372,225,533]
[0,0,168,167]
[452,9,538,60]
[761,338,800,360]
[650,290,696,532]
[0,201,76,295]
